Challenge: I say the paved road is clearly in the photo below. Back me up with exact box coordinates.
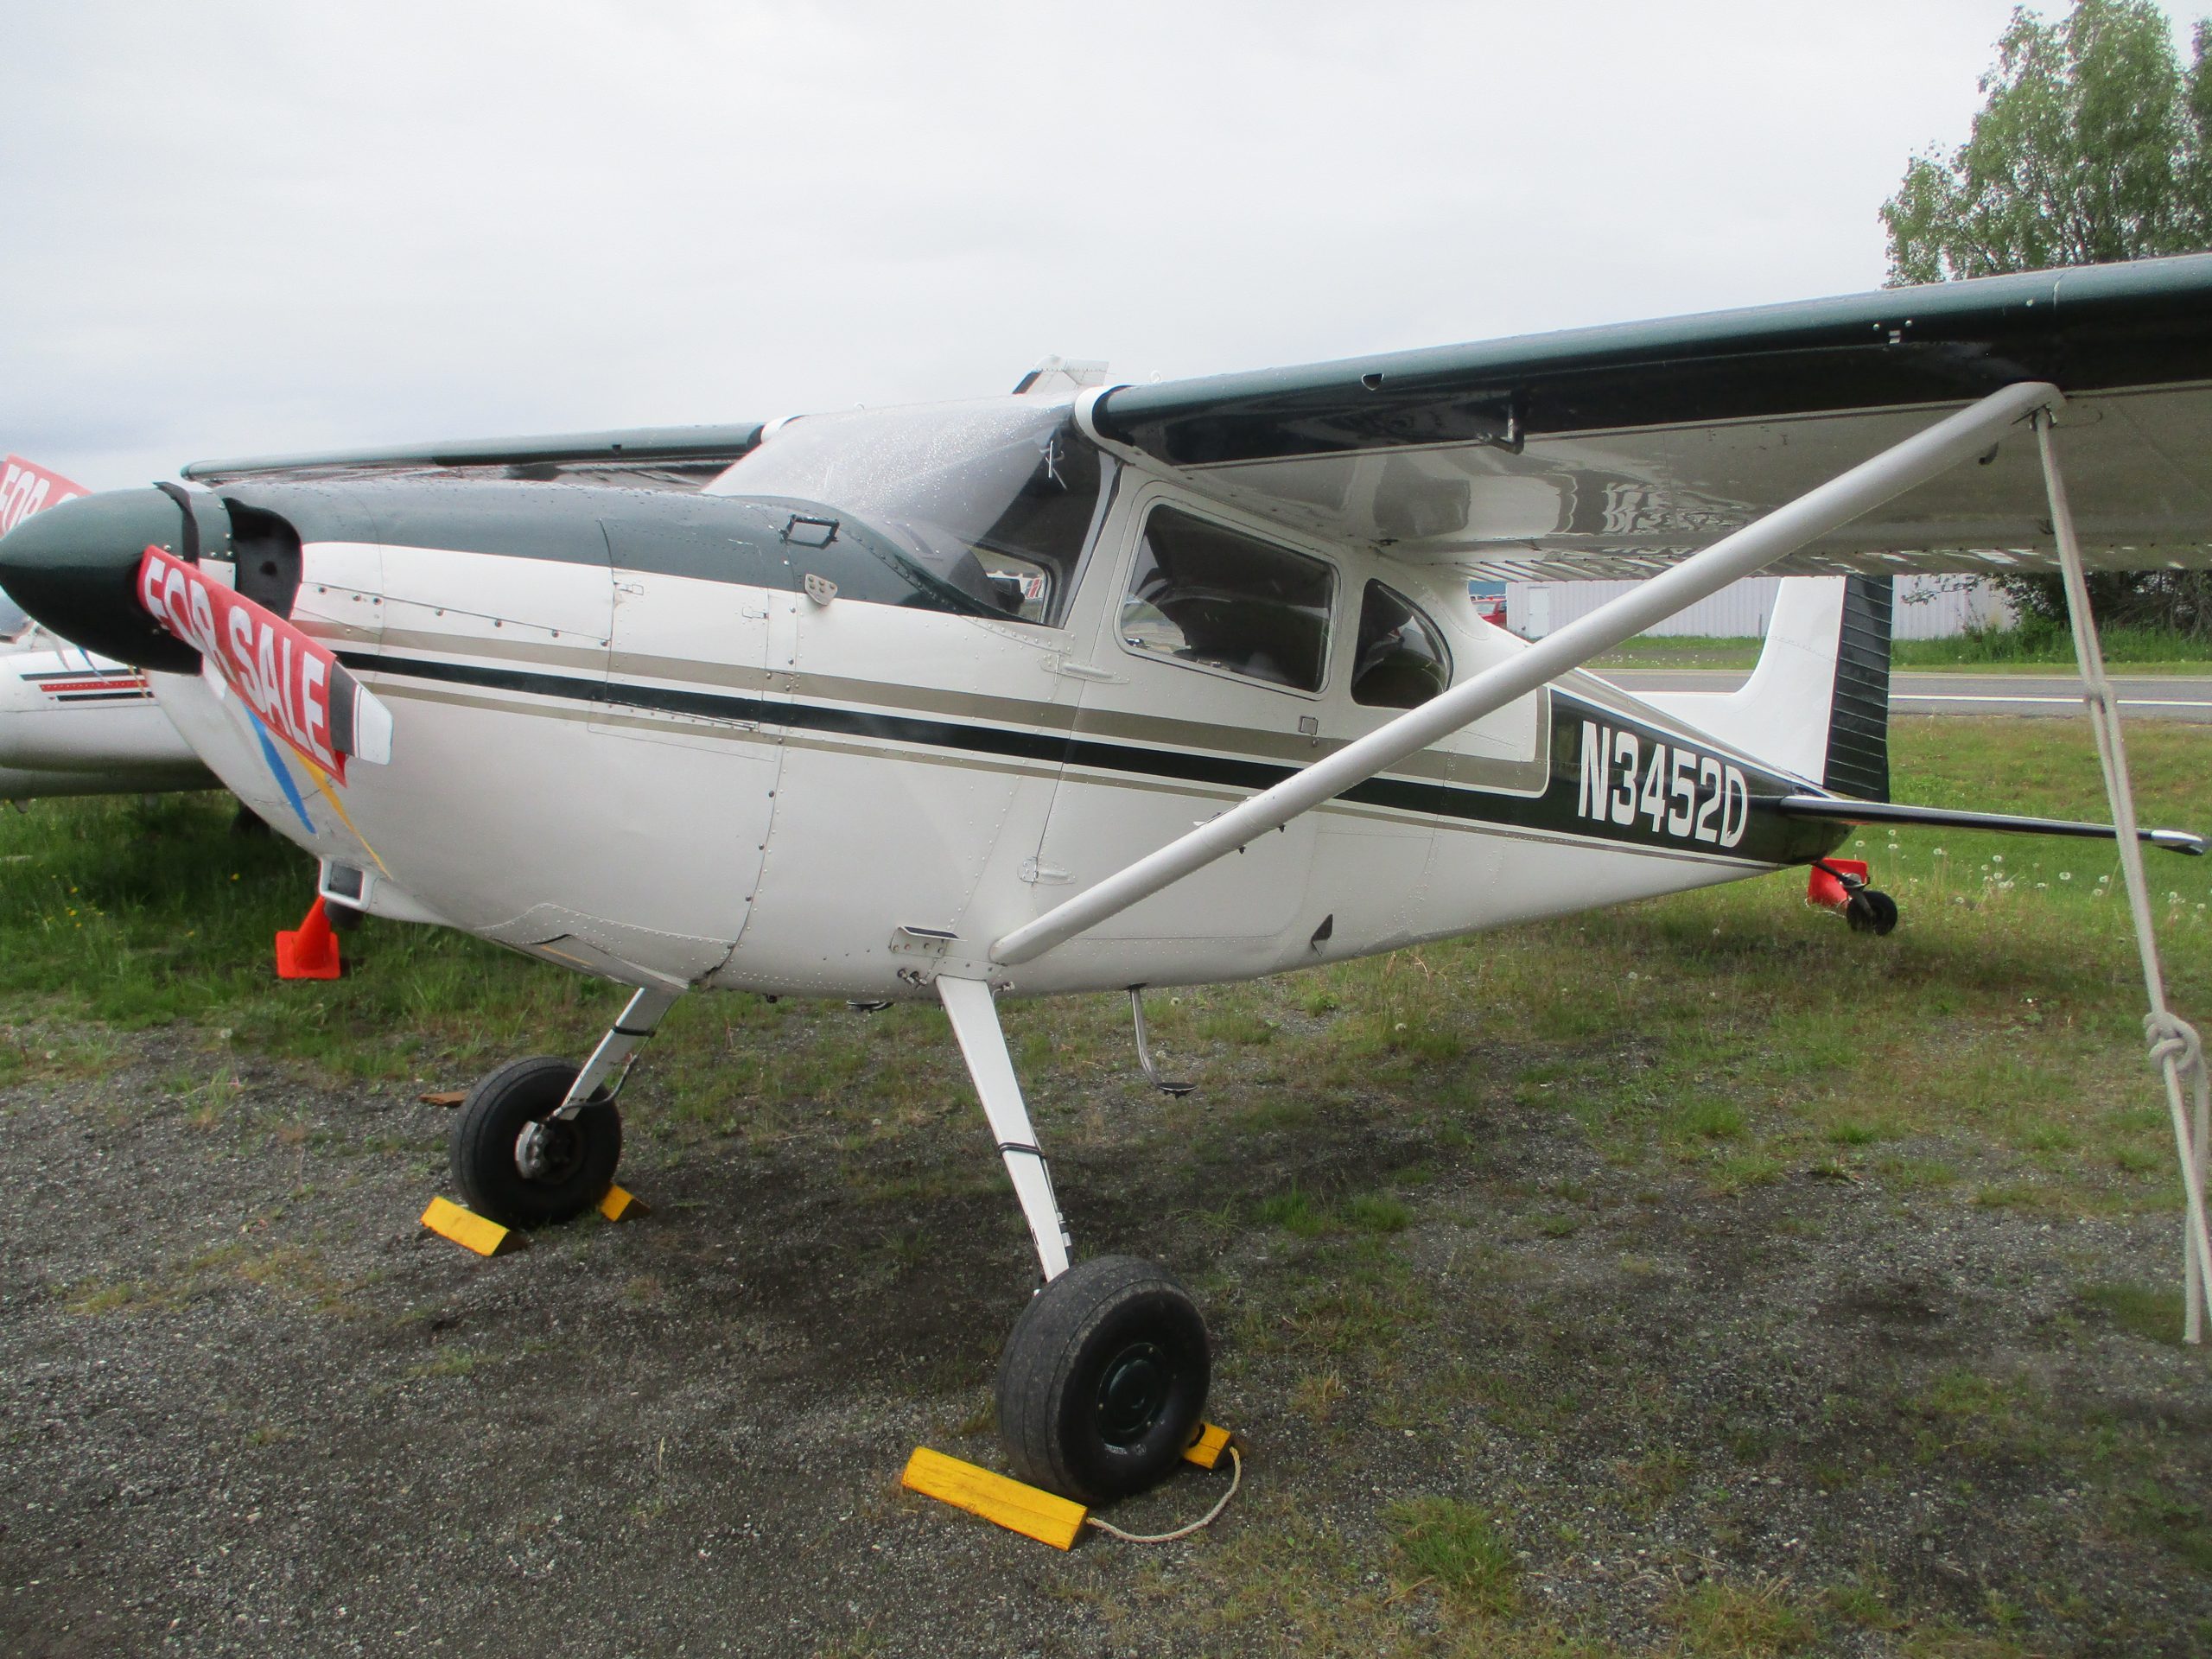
[1601,669,2212,722]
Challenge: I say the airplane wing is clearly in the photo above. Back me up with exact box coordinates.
[180,423,766,490]
[1082,253,2212,579]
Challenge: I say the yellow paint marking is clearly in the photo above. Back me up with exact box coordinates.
[901,1447,1087,1550]
[421,1196,521,1257]
[598,1185,646,1222]
[297,755,392,877]
[1183,1422,1234,1471]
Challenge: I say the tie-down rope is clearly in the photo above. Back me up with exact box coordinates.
[1084,1447,1243,1543]
[2037,411,2212,1344]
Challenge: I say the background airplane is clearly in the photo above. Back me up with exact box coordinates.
[0,456,214,803]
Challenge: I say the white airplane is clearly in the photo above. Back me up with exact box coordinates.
[5,259,2210,1504]
[0,455,215,803]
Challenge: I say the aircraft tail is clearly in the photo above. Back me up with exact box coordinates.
[1637,576,1891,800]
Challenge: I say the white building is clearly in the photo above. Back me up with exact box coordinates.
[1501,575,2012,640]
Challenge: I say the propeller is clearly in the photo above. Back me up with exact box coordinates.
[0,476,390,779]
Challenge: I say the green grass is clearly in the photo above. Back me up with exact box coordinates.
[2082,1281,2187,1346]
[1387,1496,1518,1614]
[1590,623,2212,673]
[3,719,2209,1656]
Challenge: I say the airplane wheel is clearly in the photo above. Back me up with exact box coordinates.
[449,1056,621,1228]
[1846,888,1899,936]
[995,1255,1210,1504]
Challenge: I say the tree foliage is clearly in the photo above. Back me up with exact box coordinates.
[1883,1,2212,639]
[1884,1,2212,281]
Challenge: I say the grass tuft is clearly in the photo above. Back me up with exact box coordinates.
[1386,1495,1517,1614]
[2082,1281,2186,1346]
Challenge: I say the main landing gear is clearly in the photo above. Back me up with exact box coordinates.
[448,985,678,1229]
[938,976,1212,1503]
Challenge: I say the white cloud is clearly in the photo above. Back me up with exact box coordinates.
[0,1,2131,486]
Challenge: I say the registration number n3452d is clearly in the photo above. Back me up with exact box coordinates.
[1575,721,1749,848]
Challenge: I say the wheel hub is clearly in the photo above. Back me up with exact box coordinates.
[513,1118,582,1184]
[1095,1341,1171,1446]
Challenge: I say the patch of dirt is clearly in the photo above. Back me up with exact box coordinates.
[1,1022,2207,1656]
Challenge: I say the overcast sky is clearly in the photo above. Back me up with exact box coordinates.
[1,2,2197,487]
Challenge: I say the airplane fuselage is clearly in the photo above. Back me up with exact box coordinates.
[147,400,1841,999]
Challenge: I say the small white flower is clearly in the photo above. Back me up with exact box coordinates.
[2037,882,2048,890]
[1992,854,2003,864]
[1933,848,1948,859]
[2059,871,2073,881]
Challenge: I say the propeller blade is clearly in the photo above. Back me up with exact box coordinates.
[137,545,390,779]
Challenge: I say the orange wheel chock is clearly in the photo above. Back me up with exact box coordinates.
[1807,857,1869,914]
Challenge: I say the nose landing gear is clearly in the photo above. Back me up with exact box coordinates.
[447,985,679,1229]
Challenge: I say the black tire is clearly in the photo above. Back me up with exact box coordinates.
[448,1056,621,1228]
[1846,888,1899,936]
[995,1255,1211,1504]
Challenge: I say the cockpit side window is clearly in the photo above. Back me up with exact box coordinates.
[1119,506,1334,692]
[1351,580,1452,708]
[961,426,1107,624]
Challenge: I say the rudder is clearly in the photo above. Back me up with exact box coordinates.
[1821,576,1891,802]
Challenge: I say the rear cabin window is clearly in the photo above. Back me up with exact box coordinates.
[1119,507,1334,692]
[1351,581,1452,708]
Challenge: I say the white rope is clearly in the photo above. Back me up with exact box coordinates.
[2037,412,2212,1344]
[1084,1447,1242,1543]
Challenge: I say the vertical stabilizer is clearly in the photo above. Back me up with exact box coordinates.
[1635,575,1891,799]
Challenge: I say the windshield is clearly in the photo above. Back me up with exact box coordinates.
[709,399,1111,626]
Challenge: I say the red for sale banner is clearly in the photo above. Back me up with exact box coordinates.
[0,455,89,537]
[136,544,391,783]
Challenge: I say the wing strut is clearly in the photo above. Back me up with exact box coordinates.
[989,379,2061,968]
[2035,410,2212,1344]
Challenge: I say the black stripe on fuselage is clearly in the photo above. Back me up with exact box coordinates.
[335,649,1845,866]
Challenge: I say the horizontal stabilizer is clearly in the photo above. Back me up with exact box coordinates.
[1775,794,2205,855]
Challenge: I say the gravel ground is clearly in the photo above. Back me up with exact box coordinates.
[3,1019,2208,1657]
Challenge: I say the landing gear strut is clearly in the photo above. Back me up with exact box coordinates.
[938,976,1212,1503]
[448,985,678,1228]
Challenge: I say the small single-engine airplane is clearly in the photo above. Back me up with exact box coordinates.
[0,456,213,803]
[5,259,2211,1503]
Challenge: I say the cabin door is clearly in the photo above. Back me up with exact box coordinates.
[1033,491,1325,947]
